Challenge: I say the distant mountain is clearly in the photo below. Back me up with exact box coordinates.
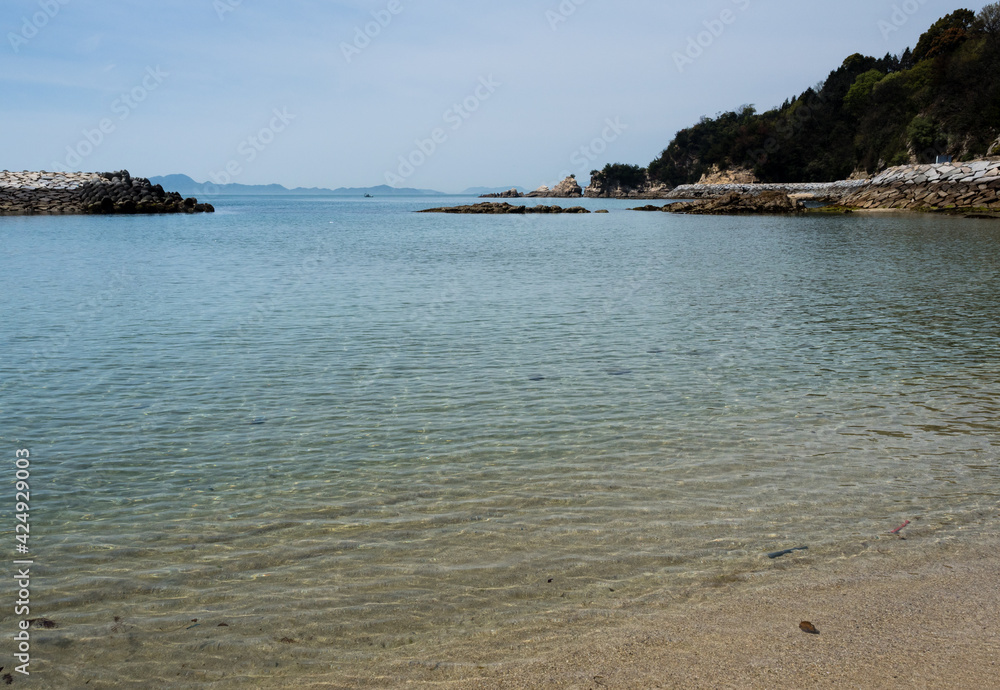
[148,174,447,196]
[461,185,528,196]
[327,184,447,197]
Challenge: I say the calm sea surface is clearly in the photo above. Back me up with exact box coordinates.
[2,196,999,685]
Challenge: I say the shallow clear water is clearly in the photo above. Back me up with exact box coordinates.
[2,197,999,685]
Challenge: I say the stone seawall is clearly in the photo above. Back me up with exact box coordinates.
[664,180,867,202]
[662,161,1000,210]
[0,170,214,215]
[841,161,1000,210]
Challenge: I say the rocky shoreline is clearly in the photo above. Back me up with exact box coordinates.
[661,162,1000,211]
[437,160,1000,218]
[0,170,214,216]
[504,160,1000,214]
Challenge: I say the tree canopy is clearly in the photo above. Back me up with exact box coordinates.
[601,6,1000,187]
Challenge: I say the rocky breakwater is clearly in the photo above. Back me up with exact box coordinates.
[418,202,590,214]
[664,179,867,204]
[0,170,214,216]
[0,171,96,215]
[633,191,805,215]
[526,176,583,198]
[841,160,1000,211]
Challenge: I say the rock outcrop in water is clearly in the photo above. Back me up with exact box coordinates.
[526,176,583,198]
[0,170,214,215]
[584,170,672,199]
[418,202,590,214]
[479,188,524,198]
[633,191,805,215]
[696,166,759,185]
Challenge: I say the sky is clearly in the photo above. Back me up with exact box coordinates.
[1,0,992,192]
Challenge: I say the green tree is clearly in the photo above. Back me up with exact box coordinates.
[603,11,1000,187]
[907,115,939,158]
[978,2,1000,38]
[844,69,885,113]
[913,9,976,62]
[595,163,646,189]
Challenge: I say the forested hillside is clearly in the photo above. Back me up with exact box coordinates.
[594,6,1000,188]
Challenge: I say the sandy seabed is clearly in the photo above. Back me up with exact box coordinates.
[338,534,1000,689]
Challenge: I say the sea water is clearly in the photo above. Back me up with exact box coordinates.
[2,196,999,685]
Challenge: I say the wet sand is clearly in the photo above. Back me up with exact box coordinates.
[364,535,1000,689]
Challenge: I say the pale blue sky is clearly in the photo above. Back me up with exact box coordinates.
[1,1,989,192]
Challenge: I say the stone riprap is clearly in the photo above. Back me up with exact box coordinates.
[841,161,1000,210]
[659,161,1000,210]
[664,180,867,202]
[0,170,214,215]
